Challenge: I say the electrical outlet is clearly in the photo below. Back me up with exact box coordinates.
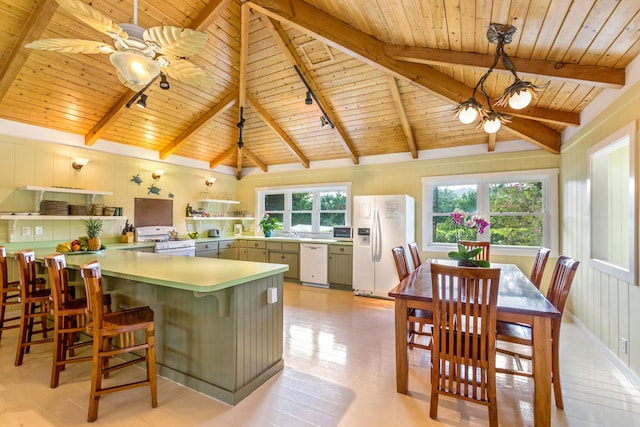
[35,226,43,235]
[21,226,30,236]
[622,337,628,354]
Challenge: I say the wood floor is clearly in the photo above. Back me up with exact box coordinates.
[1,281,639,426]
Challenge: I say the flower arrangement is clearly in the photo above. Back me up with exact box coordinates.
[449,208,489,241]
[448,208,490,267]
[259,214,281,237]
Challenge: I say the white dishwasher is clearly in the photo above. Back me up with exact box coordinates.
[299,243,329,287]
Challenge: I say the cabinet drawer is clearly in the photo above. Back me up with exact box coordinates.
[266,242,282,251]
[281,242,299,252]
[195,242,218,251]
[247,240,266,249]
[219,240,235,249]
[329,245,352,255]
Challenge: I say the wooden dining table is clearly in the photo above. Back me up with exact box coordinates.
[388,259,561,427]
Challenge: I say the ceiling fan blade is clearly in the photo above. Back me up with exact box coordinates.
[144,26,208,57]
[55,0,127,39]
[163,58,218,90]
[25,38,114,54]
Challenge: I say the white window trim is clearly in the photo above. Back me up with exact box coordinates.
[255,182,352,236]
[421,169,559,257]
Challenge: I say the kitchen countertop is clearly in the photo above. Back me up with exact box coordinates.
[9,247,288,293]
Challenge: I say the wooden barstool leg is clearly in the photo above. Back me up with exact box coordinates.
[14,300,29,366]
[148,330,158,408]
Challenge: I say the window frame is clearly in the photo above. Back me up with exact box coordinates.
[422,169,559,256]
[256,182,351,236]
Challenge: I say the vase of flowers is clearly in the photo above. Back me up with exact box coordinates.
[259,214,281,237]
[448,208,490,267]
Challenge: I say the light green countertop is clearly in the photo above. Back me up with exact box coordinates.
[14,247,288,293]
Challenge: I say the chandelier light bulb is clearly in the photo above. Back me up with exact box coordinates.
[483,117,501,134]
[508,89,532,110]
[458,106,478,124]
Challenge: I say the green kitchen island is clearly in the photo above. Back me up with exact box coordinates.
[27,248,288,405]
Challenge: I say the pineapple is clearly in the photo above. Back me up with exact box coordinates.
[82,217,103,251]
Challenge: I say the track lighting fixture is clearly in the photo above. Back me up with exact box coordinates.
[136,93,147,108]
[454,24,547,134]
[72,158,89,171]
[305,91,313,105]
[320,115,332,129]
[159,73,170,90]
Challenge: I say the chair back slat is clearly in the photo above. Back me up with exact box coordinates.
[80,261,103,331]
[0,247,9,290]
[44,254,69,312]
[14,250,39,298]
[407,242,423,270]
[546,256,580,317]
[391,246,410,281]
[457,240,491,261]
[530,247,551,289]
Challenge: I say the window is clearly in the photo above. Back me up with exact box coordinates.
[423,169,558,254]
[588,121,636,283]
[257,183,351,235]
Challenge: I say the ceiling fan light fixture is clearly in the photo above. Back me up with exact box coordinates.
[110,50,160,86]
[136,93,147,108]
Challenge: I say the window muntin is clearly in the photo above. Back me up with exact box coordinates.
[423,170,558,254]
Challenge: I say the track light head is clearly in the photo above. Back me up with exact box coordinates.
[305,91,313,105]
[159,73,170,90]
[136,93,147,108]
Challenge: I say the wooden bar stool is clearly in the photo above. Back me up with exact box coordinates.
[14,250,52,366]
[1,246,22,341]
[80,260,157,423]
[45,254,111,388]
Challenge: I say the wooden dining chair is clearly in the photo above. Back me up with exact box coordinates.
[429,263,501,427]
[1,246,21,342]
[14,250,53,366]
[496,256,580,409]
[80,260,157,422]
[407,241,423,270]
[391,246,432,350]
[45,254,112,388]
[529,247,551,289]
[457,240,491,261]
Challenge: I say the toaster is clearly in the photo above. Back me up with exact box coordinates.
[207,229,220,237]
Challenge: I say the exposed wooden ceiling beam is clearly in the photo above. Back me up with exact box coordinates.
[0,0,58,102]
[243,146,268,172]
[236,2,251,180]
[159,92,236,159]
[191,0,233,31]
[487,133,496,152]
[85,93,132,146]
[385,45,625,89]
[210,144,236,169]
[247,0,562,154]
[246,93,310,168]
[261,15,360,164]
[387,76,418,159]
[236,146,243,180]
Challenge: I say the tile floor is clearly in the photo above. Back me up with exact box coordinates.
[1,282,640,426]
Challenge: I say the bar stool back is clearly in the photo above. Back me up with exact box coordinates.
[1,246,21,341]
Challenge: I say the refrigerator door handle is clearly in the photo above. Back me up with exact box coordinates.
[373,207,382,262]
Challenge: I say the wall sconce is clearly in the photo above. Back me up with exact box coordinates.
[454,24,547,134]
[151,169,164,181]
[72,158,89,171]
[205,177,216,187]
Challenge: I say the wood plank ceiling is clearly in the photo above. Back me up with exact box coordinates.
[1,0,638,179]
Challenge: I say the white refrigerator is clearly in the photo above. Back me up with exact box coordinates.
[352,194,415,298]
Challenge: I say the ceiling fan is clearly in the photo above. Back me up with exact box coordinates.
[25,0,217,92]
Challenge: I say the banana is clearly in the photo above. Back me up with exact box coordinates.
[56,242,71,253]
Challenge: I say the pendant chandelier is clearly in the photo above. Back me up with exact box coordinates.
[455,24,548,134]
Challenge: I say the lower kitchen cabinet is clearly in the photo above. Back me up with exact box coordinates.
[195,241,218,258]
[238,240,267,262]
[218,240,237,259]
[267,241,299,280]
[328,244,352,288]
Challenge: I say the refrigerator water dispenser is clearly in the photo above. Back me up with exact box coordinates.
[357,228,370,245]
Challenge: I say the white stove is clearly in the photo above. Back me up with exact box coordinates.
[135,226,196,256]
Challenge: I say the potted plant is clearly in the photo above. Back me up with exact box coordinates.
[448,209,490,267]
[259,214,281,237]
